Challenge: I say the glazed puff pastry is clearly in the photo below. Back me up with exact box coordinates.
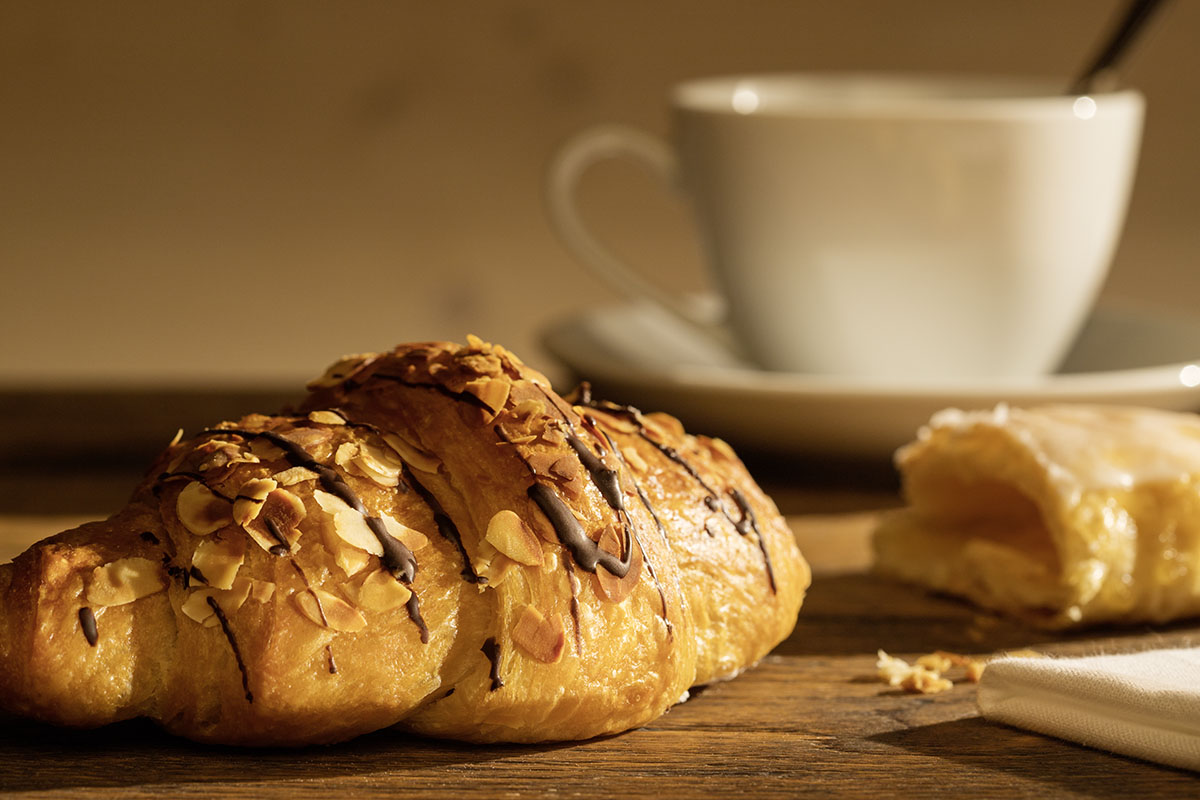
[874,405,1200,628]
[0,338,809,745]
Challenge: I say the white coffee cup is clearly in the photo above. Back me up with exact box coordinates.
[546,73,1144,379]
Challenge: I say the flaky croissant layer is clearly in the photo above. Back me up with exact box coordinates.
[0,338,809,745]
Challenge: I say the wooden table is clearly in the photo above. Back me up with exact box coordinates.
[1,510,1195,798]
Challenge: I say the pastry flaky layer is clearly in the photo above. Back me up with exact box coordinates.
[0,338,809,745]
[874,404,1200,629]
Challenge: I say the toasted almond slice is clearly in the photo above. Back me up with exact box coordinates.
[181,589,216,625]
[381,433,441,473]
[622,446,648,474]
[232,477,277,526]
[213,576,253,614]
[381,513,430,552]
[485,552,518,587]
[348,569,413,612]
[511,397,546,420]
[335,545,372,577]
[243,488,306,553]
[192,536,246,590]
[181,577,254,625]
[485,510,543,567]
[86,557,167,607]
[549,456,579,481]
[512,604,566,664]
[294,589,367,632]
[273,466,318,487]
[334,441,359,471]
[177,481,232,535]
[464,377,511,414]
[308,410,346,425]
[314,489,383,556]
[594,524,642,604]
[248,438,285,461]
[540,427,567,447]
[353,440,404,487]
[249,579,276,603]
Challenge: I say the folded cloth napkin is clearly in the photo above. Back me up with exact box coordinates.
[977,648,1200,771]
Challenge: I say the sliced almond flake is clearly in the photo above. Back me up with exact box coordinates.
[308,410,347,425]
[549,456,579,481]
[594,524,641,603]
[294,589,367,632]
[86,557,167,607]
[512,604,566,664]
[197,441,258,473]
[540,427,567,447]
[335,545,371,577]
[244,488,306,553]
[464,377,511,414]
[526,451,558,477]
[177,481,232,536]
[353,440,404,487]
[181,589,217,625]
[381,433,441,473]
[248,438,285,461]
[282,427,334,451]
[232,477,278,526]
[334,441,359,470]
[249,579,276,603]
[273,466,319,487]
[484,553,517,587]
[381,513,430,552]
[511,397,546,420]
[485,510,543,567]
[182,576,256,627]
[622,446,648,474]
[314,489,383,556]
[191,536,246,590]
[346,569,412,612]
[213,576,253,614]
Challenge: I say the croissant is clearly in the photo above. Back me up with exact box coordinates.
[874,404,1200,628]
[0,338,808,745]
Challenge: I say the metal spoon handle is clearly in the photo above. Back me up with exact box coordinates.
[1068,0,1168,94]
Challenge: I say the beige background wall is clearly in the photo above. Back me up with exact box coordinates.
[1,0,1196,389]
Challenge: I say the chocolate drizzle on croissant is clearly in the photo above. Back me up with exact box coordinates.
[199,427,419,585]
[0,337,808,746]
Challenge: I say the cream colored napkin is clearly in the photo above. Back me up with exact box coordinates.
[977,648,1200,771]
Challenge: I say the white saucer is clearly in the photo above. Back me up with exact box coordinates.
[541,300,1200,459]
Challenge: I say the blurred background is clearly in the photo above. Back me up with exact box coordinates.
[1,0,1196,512]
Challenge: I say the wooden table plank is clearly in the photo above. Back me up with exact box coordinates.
[1,512,1196,797]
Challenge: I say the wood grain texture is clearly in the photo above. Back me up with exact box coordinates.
[1,513,1196,797]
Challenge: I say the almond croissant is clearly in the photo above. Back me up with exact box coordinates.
[0,338,809,745]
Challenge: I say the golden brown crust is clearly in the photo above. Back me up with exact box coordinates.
[0,338,809,745]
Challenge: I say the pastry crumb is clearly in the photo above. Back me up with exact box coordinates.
[876,648,991,692]
[876,650,952,694]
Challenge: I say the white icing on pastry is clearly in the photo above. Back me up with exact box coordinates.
[879,404,1200,628]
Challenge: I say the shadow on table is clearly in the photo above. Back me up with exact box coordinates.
[0,716,578,792]
[870,717,1193,793]
[778,572,1200,657]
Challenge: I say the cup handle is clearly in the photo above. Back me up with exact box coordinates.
[545,124,726,333]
